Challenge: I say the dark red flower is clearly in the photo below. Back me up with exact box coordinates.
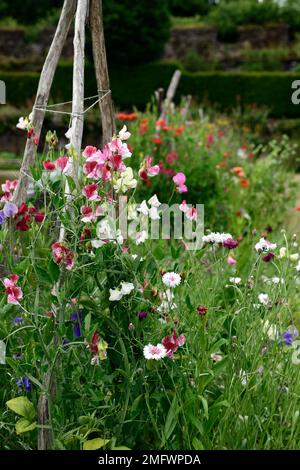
[262,252,275,262]
[223,238,239,249]
[197,305,208,316]
[34,212,45,223]
[16,214,30,231]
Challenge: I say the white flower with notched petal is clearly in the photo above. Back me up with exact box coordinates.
[143,343,167,360]
[258,293,269,306]
[162,272,181,288]
[118,125,131,141]
[229,277,241,284]
[255,238,277,253]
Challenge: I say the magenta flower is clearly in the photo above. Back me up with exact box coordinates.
[173,172,186,186]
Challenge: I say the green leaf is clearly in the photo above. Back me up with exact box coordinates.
[35,266,52,284]
[83,438,110,450]
[48,259,60,283]
[0,340,6,364]
[84,313,91,334]
[164,396,178,441]
[192,437,204,450]
[15,418,37,435]
[112,446,131,450]
[199,395,209,420]
[6,396,36,421]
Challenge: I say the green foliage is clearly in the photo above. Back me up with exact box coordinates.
[207,0,281,41]
[168,0,210,17]
[1,64,300,118]
[0,0,62,25]
[103,0,170,65]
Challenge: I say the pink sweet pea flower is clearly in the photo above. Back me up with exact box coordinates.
[227,255,237,265]
[83,146,97,159]
[173,172,186,186]
[178,184,188,193]
[51,242,75,271]
[162,329,186,359]
[56,156,70,172]
[82,183,100,201]
[145,156,160,177]
[4,275,23,304]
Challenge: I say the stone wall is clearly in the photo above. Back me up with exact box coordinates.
[0,27,73,60]
[164,23,291,60]
[164,26,218,60]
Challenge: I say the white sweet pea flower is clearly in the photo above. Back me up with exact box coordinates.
[290,253,299,261]
[118,125,131,141]
[120,282,134,295]
[137,200,149,216]
[162,272,181,288]
[109,288,123,301]
[135,230,148,245]
[148,195,161,207]
[114,167,137,193]
[229,277,241,284]
[262,320,278,340]
[16,116,30,131]
[148,206,160,220]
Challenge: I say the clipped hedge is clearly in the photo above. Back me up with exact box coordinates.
[1,63,300,118]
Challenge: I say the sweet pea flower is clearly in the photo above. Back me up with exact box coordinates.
[118,125,131,141]
[51,242,75,271]
[4,275,23,305]
[162,329,186,359]
[145,156,160,177]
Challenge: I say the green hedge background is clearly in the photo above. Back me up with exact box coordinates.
[1,63,300,117]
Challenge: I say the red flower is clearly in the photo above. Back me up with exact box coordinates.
[90,331,100,354]
[80,228,91,241]
[16,214,30,231]
[17,203,28,216]
[240,178,250,188]
[173,127,184,137]
[34,212,45,223]
[151,137,162,144]
[43,160,56,171]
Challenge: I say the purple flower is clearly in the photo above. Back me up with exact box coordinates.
[282,327,299,346]
[223,238,239,249]
[3,202,18,218]
[13,352,22,360]
[0,210,6,225]
[12,316,23,326]
[137,311,148,320]
[70,310,83,338]
[16,376,31,392]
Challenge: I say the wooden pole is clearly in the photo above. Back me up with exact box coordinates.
[90,0,115,145]
[70,0,89,176]
[13,0,77,206]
